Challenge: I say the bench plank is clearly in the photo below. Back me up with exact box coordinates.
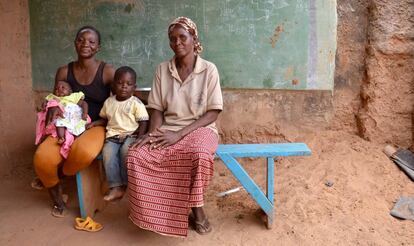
[216,143,311,158]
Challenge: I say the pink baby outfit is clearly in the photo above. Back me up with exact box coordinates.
[35,100,75,158]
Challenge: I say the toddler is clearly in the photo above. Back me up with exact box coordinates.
[87,66,149,201]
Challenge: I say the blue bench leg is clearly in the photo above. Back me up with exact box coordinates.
[76,156,106,219]
[217,153,274,224]
[76,172,87,218]
[266,157,274,228]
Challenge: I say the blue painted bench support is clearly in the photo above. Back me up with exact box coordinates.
[76,154,107,219]
[76,143,311,227]
[216,143,311,229]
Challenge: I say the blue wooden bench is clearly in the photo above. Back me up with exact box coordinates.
[76,143,311,228]
[216,143,311,228]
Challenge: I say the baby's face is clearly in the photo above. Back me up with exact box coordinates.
[54,81,72,97]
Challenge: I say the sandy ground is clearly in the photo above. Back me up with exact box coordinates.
[1,130,414,246]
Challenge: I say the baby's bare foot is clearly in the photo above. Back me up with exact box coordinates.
[57,137,65,145]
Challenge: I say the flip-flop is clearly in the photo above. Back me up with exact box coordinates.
[194,218,212,235]
[51,205,67,218]
[74,217,103,232]
[31,177,44,190]
[189,213,212,235]
[51,194,69,218]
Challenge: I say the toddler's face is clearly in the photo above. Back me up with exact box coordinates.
[54,81,72,97]
[113,72,136,101]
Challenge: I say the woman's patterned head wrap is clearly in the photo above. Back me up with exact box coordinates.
[168,16,203,54]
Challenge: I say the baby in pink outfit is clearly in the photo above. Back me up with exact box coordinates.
[35,80,89,158]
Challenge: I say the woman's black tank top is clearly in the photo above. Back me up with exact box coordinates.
[66,62,110,121]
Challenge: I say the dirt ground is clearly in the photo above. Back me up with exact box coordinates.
[1,129,414,246]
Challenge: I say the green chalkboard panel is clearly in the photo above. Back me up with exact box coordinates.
[29,0,336,91]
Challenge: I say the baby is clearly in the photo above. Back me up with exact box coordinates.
[36,80,89,157]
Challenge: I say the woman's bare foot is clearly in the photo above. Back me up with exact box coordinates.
[104,187,125,201]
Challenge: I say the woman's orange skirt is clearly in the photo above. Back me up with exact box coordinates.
[33,126,105,188]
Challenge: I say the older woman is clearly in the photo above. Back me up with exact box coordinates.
[33,26,115,217]
[127,17,223,237]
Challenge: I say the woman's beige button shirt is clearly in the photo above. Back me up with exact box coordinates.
[147,56,223,134]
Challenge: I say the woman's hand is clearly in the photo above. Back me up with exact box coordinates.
[149,129,182,150]
[130,133,151,149]
[86,119,106,130]
[37,100,48,112]
[44,106,63,126]
[129,128,182,150]
[85,122,95,130]
[82,113,88,121]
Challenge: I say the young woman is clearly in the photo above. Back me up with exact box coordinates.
[33,26,115,217]
[127,17,223,237]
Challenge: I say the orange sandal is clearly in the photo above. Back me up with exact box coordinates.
[74,217,103,232]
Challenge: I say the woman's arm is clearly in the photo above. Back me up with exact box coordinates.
[102,64,115,86]
[148,109,163,132]
[55,65,68,84]
[150,109,221,150]
[132,120,149,137]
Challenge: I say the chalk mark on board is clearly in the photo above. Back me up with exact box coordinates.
[247,23,257,54]
[294,0,307,16]
[143,39,152,60]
